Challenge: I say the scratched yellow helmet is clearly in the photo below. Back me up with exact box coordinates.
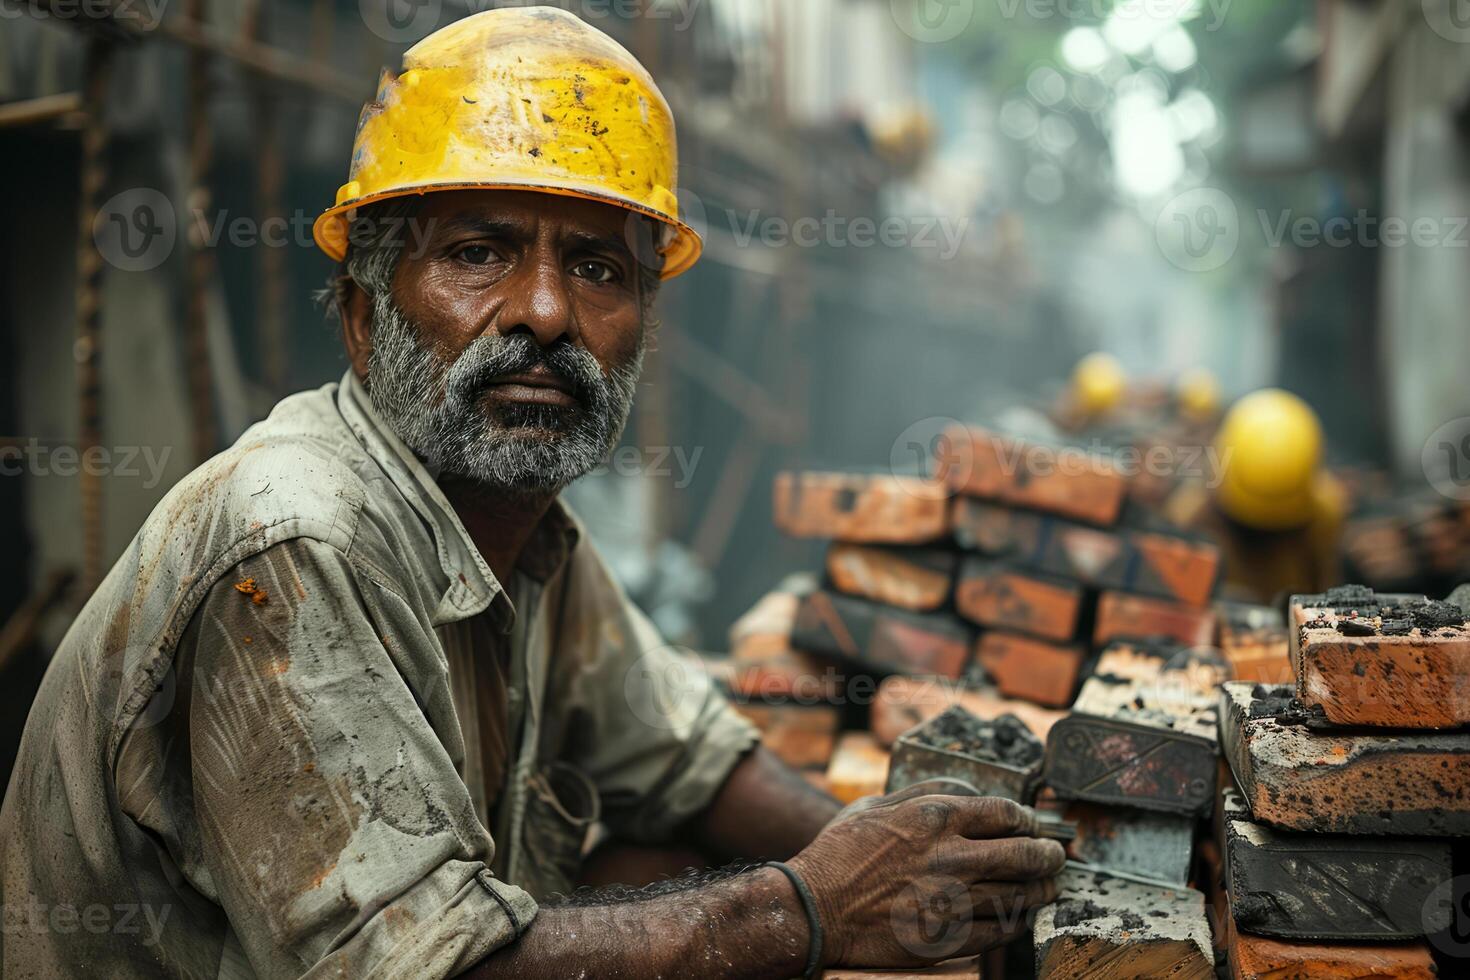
[1176,368,1221,423]
[312,6,702,278]
[1071,353,1127,417]
[1214,389,1323,530]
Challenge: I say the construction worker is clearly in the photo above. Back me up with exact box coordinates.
[0,9,1062,979]
[1053,351,1127,430]
[1166,388,1346,603]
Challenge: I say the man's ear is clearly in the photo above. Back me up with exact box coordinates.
[339,279,374,381]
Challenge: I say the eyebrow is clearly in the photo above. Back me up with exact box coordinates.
[434,215,635,262]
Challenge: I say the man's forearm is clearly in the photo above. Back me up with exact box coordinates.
[466,866,811,979]
[689,746,842,862]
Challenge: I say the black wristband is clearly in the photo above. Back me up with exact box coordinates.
[765,860,823,980]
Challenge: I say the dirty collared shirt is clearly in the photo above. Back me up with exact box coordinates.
[0,372,758,980]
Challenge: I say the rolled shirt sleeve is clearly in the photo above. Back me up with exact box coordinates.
[182,539,534,979]
[558,546,761,843]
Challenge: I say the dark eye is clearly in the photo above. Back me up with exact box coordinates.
[571,259,619,284]
[455,244,494,265]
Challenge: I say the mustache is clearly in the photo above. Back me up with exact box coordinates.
[444,334,606,407]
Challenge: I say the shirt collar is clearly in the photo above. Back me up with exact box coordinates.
[335,371,581,630]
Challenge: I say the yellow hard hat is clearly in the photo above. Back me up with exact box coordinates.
[1176,368,1221,422]
[1214,389,1323,530]
[1072,353,1127,416]
[312,6,702,279]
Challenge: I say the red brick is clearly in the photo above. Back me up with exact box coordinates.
[1220,681,1470,836]
[1092,639,1229,696]
[1290,589,1470,729]
[733,702,839,770]
[1094,591,1217,648]
[955,560,1084,641]
[729,589,842,701]
[1229,928,1437,980]
[1036,868,1214,980]
[826,732,891,804]
[774,471,950,544]
[871,676,1066,747]
[792,590,972,680]
[976,632,1085,707]
[936,425,1129,525]
[825,543,954,612]
[1218,603,1293,684]
[955,499,1219,606]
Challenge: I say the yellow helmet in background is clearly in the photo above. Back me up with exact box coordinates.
[1177,368,1221,423]
[312,6,702,278]
[1071,353,1127,417]
[1214,389,1324,530]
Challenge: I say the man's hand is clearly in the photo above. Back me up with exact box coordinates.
[788,792,1066,969]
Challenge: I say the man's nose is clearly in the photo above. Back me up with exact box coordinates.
[494,248,579,348]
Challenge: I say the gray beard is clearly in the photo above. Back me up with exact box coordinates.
[363,290,642,496]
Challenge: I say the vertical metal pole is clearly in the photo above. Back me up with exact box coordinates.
[74,39,112,593]
[185,0,216,461]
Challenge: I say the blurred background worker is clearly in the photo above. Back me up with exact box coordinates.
[1054,352,1127,430]
[1166,389,1347,604]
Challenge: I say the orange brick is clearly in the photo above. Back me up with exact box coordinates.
[1094,591,1217,648]
[826,732,891,804]
[1036,869,1214,980]
[1229,929,1437,980]
[733,703,839,770]
[729,589,842,701]
[825,543,955,612]
[975,632,1084,708]
[1220,682,1470,836]
[955,560,1084,641]
[936,426,1129,525]
[955,499,1219,606]
[1290,589,1470,729]
[792,591,972,680]
[774,471,950,543]
[871,675,1065,747]
[1215,607,1292,687]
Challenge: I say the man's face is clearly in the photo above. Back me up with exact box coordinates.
[345,190,654,495]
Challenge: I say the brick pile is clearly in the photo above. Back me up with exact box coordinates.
[719,430,1466,978]
[1210,583,1470,978]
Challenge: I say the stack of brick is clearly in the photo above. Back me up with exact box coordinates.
[936,425,1222,713]
[1212,584,1470,978]
[1342,493,1470,594]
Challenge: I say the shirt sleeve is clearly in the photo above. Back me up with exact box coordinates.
[181,538,536,980]
[556,543,761,843]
